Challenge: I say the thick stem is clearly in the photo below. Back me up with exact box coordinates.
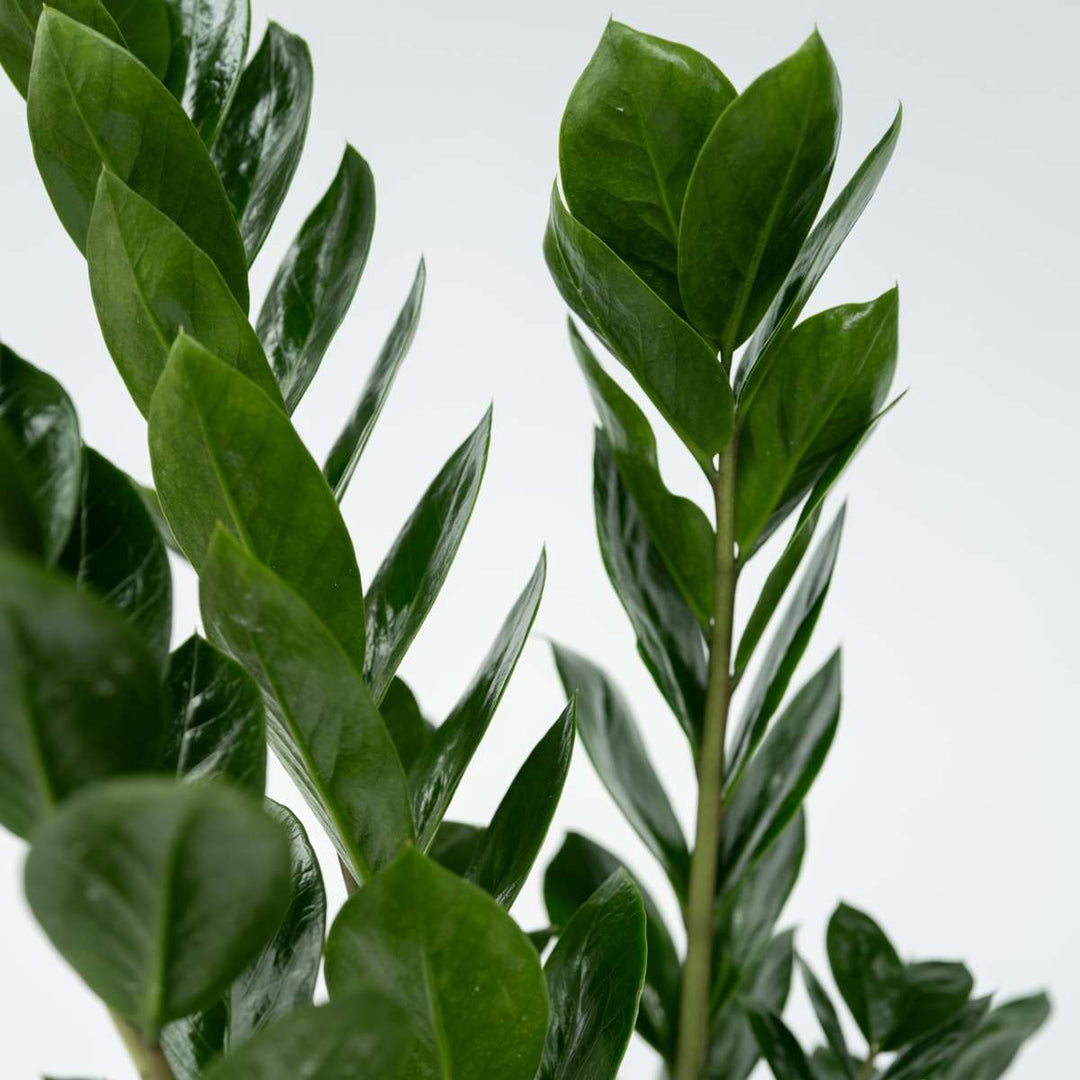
[110,1012,174,1080]
[673,440,739,1080]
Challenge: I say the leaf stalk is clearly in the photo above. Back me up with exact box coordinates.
[110,1011,174,1080]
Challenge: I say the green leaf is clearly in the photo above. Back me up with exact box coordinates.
[747,1005,816,1080]
[27,10,249,308]
[137,483,184,557]
[884,961,975,1050]
[0,428,43,558]
[86,171,281,417]
[325,847,549,1080]
[552,642,688,898]
[944,993,1051,1080]
[101,0,171,78]
[163,0,248,145]
[59,446,173,666]
[559,19,735,314]
[364,409,491,702]
[545,185,732,465]
[257,146,375,412]
[881,997,992,1080]
[719,652,840,894]
[428,820,484,877]
[161,634,265,793]
[324,257,426,499]
[810,1048,872,1080]
[380,675,434,773]
[200,529,413,884]
[736,288,899,554]
[0,343,81,564]
[678,32,841,353]
[0,555,164,839]
[409,552,545,849]
[24,777,291,1038]
[737,107,903,412]
[594,430,706,749]
[570,319,713,625]
[149,334,364,667]
[538,870,646,1080]
[799,958,854,1080]
[211,22,313,264]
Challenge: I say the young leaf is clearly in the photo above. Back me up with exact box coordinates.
[746,1004,817,1080]
[211,22,313,264]
[380,675,434,772]
[325,848,549,1080]
[149,334,365,667]
[364,409,491,702]
[798,957,854,1080]
[559,19,735,313]
[538,870,647,1080]
[24,777,291,1038]
[27,9,249,307]
[101,0,171,78]
[944,993,1051,1080]
[881,997,992,1080]
[257,146,375,412]
[678,32,841,353]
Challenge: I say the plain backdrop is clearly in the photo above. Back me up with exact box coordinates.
[1,0,1076,1076]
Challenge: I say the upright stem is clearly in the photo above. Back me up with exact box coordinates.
[673,439,739,1080]
[110,1012,174,1080]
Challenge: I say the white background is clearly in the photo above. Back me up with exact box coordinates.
[1,0,1076,1076]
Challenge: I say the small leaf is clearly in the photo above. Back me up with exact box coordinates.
[325,848,549,1080]
[101,0,171,78]
[883,961,975,1050]
[257,146,375,412]
[538,870,646,1080]
[380,675,433,773]
[747,1005,816,1080]
[428,820,484,877]
[881,997,992,1080]
[799,958,854,1079]
[212,22,313,264]
[944,992,1051,1080]
[25,777,291,1038]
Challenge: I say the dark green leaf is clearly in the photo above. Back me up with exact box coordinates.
[0,428,43,558]
[799,958,854,1079]
[364,409,490,702]
[25,777,291,1037]
[137,483,183,557]
[325,848,549,1080]
[28,9,249,307]
[559,19,735,313]
[944,993,1051,1080]
[0,555,164,839]
[409,552,545,849]
[747,1005,816,1080]
[212,22,313,264]
[101,0,171,77]
[87,171,281,416]
[884,961,975,1050]
[380,675,433,773]
[257,146,375,412]
[324,257,426,499]
[538,870,646,1080]
[545,185,731,465]
[678,32,841,353]
[882,997,992,1080]
[428,820,484,877]
[149,334,365,667]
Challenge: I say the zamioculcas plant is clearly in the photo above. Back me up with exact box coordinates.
[542,19,1050,1080]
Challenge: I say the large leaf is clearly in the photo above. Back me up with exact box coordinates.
[538,870,646,1080]
[325,848,549,1080]
[257,146,375,412]
[87,171,281,416]
[552,641,689,898]
[0,428,43,558]
[678,32,841,353]
[944,993,1051,1080]
[27,9,248,307]
[559,19,735,313]
[59,446,173,666]
[364,409,490,702]
[0,555,164,839]
[545,185,732,465]
[200,530,413,883]
[746,1005,816,1080]
[409,553,545,848]
[380,675,434,773]
[881,998,992,1080]
[149,334,365,667]
[101,0,171,78]
[24,778,291,1037]
[212,22,313,264]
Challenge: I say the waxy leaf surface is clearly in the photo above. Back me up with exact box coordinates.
[882,998,992,1080]
[102,0,171,77]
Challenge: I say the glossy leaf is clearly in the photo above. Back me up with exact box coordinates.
[200,529,412,883]
[552,641,689,897]
[885,961,976,1050]
[102,0,171,78]
[429,820,484,877]
[944,993,1051,1080]
[881,998,992,1080]
[409,553,545,849]
[364,409,490,702]
[59,446,173,666]
[24,777,291,1037]
[747,1005,816,1080]
[0,555,164,839]
[257,146,375,412]
[545,185,732,465]
[161,634,266,793]
[799,958,854,1080]
[678,32,841,353]
[325,848,549,1080]
[27,10,249,307]
[559,19,735,313]
[594,430,707,749]
[380,675,433,773]
[212,22,313,264]
[137,483,183,557]
[0,429,43,558]
[538,870,646,1080]
[324,258,426,499]
[149,334,364,667]
[87,171,280,416]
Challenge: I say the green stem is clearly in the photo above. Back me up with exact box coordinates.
[859,1052,878,1080]
[110,1012,174,1080]
[673,439,739,1080]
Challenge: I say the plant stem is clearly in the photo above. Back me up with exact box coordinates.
[859,1052,878,1080]
[673,439,739,1080]
[110,1012,174,1080]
